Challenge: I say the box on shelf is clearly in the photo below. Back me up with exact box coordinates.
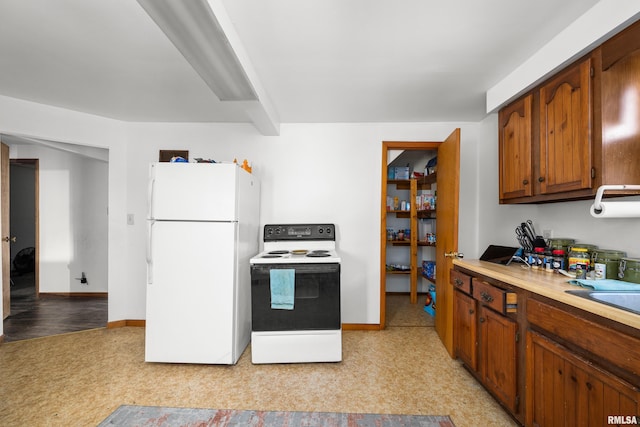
[394,166,410,180]
[421,260,436,279]
[423,285,436,317]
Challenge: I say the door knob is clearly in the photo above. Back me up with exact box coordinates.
[444,251,464,259]
[3,236,16,243]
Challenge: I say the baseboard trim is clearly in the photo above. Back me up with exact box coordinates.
[40,292,108,298]
[107,320,146,329]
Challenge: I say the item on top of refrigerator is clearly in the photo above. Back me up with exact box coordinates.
[194,158,216,163]
[170,156,188,163]
[241,159,252,173]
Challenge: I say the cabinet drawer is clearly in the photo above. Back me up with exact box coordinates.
[528,299,640,380]
[472,279,517,314]
[450,269,472,294]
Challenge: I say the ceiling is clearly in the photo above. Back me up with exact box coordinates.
[0,0,602,130]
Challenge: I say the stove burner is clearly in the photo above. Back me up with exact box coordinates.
[261,254,283,258]
[307,251,331,258]
[311,250,329,254]
[267,250,289,255]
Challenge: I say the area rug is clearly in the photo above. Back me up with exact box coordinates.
[99,405,456,426]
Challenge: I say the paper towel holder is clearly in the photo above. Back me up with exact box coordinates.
[591,184,640,215]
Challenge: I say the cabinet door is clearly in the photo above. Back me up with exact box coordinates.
[539,57,593,194]
[527,331,640,427]
[453,290,477,371]
[479,306,518,414]
[499,94,533,200]
[601,19,640,186]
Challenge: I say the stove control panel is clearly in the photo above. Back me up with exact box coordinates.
[264,224,335,241]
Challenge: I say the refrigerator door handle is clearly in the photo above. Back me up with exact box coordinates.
[148,167,156,220]
[147,220,154,284]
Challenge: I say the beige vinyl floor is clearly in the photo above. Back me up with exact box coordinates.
[0,294,518,427]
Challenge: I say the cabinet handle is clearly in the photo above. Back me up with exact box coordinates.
[522,179,529,185]
[480,292,494,303]
[479,317,485,323]
[538,176,545,182]
[454,278,464,287]
[469,309,474,315]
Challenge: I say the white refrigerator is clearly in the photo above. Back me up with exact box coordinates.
[145,162,260,364]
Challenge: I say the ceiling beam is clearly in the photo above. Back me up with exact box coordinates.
[138,0,280,135]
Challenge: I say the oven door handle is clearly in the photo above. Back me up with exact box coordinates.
[251,263,340,275]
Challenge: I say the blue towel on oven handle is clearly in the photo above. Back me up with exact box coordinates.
[270,269,295,310]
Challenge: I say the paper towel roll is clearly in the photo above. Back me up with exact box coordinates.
[590,202,640,218]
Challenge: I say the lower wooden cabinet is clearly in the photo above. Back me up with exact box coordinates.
[526,331,640,427]
[480,306,518,414]
[453,265,640,426]
[452,272,520,417]
[453,290,477,370]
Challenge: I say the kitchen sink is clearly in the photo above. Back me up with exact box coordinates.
[565,290,640,315]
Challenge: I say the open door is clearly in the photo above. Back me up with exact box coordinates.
[380,130,460,335]
[435,128,460,356]
[2,142,11,319]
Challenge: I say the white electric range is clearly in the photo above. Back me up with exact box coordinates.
[249,224,342,364]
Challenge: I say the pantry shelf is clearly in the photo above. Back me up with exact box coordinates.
[384,172,437,304]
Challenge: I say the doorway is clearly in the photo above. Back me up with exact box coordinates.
[2,136,109,341]
[379,130,460,355]
[10,159,38,300]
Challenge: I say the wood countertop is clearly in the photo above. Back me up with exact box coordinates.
[453,259,640,331]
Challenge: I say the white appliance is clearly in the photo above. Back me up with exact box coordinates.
[145,162,260,364]
[250,224,342,364]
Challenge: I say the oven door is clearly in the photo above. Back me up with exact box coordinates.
[251,263,341,331]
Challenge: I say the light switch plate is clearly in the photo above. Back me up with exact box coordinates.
[127,214,135,225]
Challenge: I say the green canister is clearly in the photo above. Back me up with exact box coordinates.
[618,258,640,284]
[547,238,575,251]
[593,249,627,280]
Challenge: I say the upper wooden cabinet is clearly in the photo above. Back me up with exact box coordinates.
[600,19,640,187]
[539,58,593,195]
[499,94,533,200]
[499,55,597,204]
[499,19,640,204]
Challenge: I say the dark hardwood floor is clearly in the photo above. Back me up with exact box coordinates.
[3,271,108,342]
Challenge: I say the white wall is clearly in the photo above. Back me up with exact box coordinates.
[1,102,637,332]
[3,99,481,328]
[0,95,127,329]
[125,122,481,324]
[9,142,108,293]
